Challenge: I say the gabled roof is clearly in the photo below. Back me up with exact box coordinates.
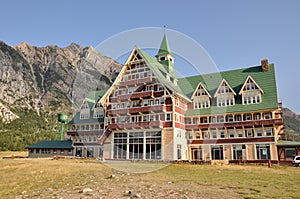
[191,82,211,99]
[85,90,107,109]
[137,48,191,102]
[178,64,279,116]
[238,75,264,95]
[156,34,172,57]
[68,112,104,125]
[27,140,72,149]
[213,78,236,98]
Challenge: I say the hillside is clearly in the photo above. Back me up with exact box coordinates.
[283,108,300,141]
[0,41,122,150]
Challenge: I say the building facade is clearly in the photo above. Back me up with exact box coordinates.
[88,35,285,162]
[67,91,106,158]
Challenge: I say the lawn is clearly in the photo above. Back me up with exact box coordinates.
[0,152,299,198]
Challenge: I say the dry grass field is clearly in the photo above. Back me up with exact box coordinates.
[0,152,299,199]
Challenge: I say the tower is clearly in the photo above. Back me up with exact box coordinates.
[58,113,68,140]
[155,34,175,73]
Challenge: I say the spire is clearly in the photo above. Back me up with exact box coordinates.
[155,34,174,73]
[156,34,172,57]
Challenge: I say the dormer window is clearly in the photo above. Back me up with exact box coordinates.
[192,82,211,109]
[239,75,263,105]
[214,79,236,107]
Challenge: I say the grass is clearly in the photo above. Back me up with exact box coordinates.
[0,152,299,198]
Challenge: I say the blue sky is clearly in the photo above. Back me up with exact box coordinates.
[1,0,299,113]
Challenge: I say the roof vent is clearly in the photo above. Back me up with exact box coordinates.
[261,59,269,72]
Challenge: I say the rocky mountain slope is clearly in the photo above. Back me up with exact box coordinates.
[0,41,121,122]
[283,108,300,141]
[0,41,122,150]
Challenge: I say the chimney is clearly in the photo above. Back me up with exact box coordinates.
[261,59,269,72]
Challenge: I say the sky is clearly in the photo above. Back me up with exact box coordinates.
[0,0,299,113]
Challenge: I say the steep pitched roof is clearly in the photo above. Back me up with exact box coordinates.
[178,64,279,116]
[191,82,211,99]
[85,90,107,108]
[137,48,190,102]
[238,75,264,95]
[27,140,73,149]
[68,112,104,125]
[155,34,172,57]
[213,78,236,98]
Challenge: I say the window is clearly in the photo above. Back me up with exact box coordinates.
[212,132,217,139]
[191,147,202,160]
[255,113,260,120]
[113,133,127,159]
[229,130,235,138]
[285,148,296,159]
[246,129,253,137]
[245,114,252,121]
[203,131,209,139]
[236,115,242,121]
[166,113,171,121]
[264,113,271,119]
[216,82,235,107]
[53,149,57,154]
[232,145,245,160]
[146,131,162,160]
[177,144,182,160]
[220,131,225,138]
[256,144,270,160]
[266,128,273,136]
[237,130,243,137]
[188,131,193,140]
[211,145,223,160]
[195,132,201,139]
[227,115,234,122]
[256,129,262,137]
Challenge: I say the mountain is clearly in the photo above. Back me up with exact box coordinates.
[0,41,121,150]
[283,108,300,141]
[0,41,121,119]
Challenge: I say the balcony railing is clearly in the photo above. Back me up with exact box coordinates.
[119,77,152,87]
[66,129,104,136]
[107,121,172,130]
[130,91,154,100]
[185,118,284,130]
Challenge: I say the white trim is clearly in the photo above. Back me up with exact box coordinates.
[191,82,211,99]
[213,79,236,98]
[238,75,264,95]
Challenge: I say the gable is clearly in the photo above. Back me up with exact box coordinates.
[213,79,236,98]
[178,64,279,116]
[238,75,264,95]
[191,82,211,99]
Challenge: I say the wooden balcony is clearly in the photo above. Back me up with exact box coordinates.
[185,118,284,130]
[119,77,152,87]
[66,129,104,136]
[107,121,172,130]
[128,106,151,114]
[191,137,275,145]
[130,91,154,100]
[108,109,128,116]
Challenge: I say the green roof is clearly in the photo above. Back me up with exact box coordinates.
[68,112,104,125]
[177,64,279,116]
[27,140,72,149]
[85,90,107,109]
[277,140,300,146]
[156,34,172,57]
[137,48,189,101]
